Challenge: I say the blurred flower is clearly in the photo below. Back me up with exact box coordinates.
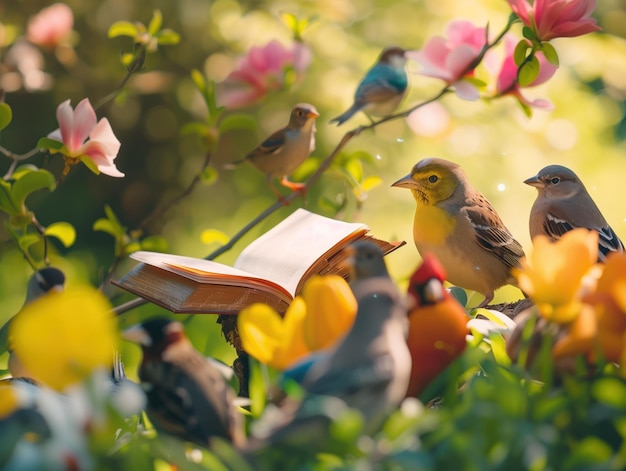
[507,0,601,42]
[493,36,557,109]
[218,40,311,109]
[515,229,598,323]
[238,298,310,370]
[407,20,486,100]
[26,3,73,49]
[301,275,357,350]
[48,98,124,177]
[551,304,597,359]
[9,286,117,392]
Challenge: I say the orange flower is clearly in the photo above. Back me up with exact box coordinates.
[515,229,598,323]
[552,305,597,359]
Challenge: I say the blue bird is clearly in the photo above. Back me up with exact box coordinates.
[330,46,408,125]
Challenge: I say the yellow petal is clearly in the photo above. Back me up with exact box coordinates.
[238,303,283,365]
[552,305,597,358]
[301,275,357,351]
[0,384,19,419]
[273,297,310,370]
[10,286,117,392]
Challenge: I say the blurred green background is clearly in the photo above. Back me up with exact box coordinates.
[1,0,626,370]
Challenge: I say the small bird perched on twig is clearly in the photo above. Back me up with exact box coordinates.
[524,164,624,262]
[245,241,410,454]
[122,318,245,448]
[227,103,319,196]
[330,46,408,125]
[392,157,525,308]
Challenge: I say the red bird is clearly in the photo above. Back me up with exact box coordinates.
[405,253,469,398]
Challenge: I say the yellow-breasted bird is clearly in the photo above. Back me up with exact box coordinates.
[227,103,319,195]
[405,253,469,398]
[122,318,245,448]
[524,164,624,262]
[392,157,525,307]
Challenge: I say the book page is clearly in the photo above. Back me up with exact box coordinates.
[234,209,367,295]
[129,251,293,300]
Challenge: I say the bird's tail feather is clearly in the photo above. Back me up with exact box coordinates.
[329,103,362,126]
[223,159,246,170]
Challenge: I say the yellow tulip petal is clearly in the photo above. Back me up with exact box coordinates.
[301,275,357,351]
[273,297,310,370]
[10,286,117,392]
[238,303,283,365]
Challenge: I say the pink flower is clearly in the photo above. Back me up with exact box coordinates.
[494,35,558,110]
[507,0,601,41]
[27,3,73,49]
[48,99,124,177]
[407,20,487,100]
[218,40,311,109]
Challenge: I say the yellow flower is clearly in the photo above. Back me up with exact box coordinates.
[552,305,597,359]
[0,383,19,419]
[301,275,357,350]
[10,286,117,392]
[238,297,310,370]
[515,229,598,323]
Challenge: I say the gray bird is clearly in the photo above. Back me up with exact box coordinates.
[122,318,245,448]
[247,241,411,454]
[228,103,319,195]
[330,47,408,125]
[524,164,624,262]
[0,268,66,379]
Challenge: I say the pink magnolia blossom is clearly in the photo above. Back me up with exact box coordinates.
[507,0,601,41]
[494,36,558,110]
[48,98,124,177]
[407,20,487,100]
[27,3,73,49]
[218,40,311,109]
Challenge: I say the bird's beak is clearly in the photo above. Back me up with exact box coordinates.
[122,325,152,346]
[391,173,416,189]
[308,109,320,118]
[523,175,544,188]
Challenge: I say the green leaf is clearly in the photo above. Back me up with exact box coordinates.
[37,137,64,152]
[80,155,100,175]
[344,158,363,183]
[139,235,168,252]
[200,166,218,186]
[449,286,468,307]
[18,233,42,252]
[0,180,19,216]
[522,25,537,42]
[104,204,124,230]
[218,114,258,134]
[248,358,267,418]
[10,169,56,211]
[93,218,118,236]
[513,40,530,67]
[180,122,209,136]
[156,29,180,46]
[147,10,162,36]
[191,69,207,95]
[45,222,76,248]
[200,229,229,246]
[0,102,12,131]
[361,175,382,192]
[108,21,139,39]
[518,55,540,87]
[540,42,560,66]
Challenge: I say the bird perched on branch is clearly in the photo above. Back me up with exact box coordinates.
[227,103,319,196]
[0,268,66,380]
[122,318,245,448]
[392,158,525,307]
[330,46,408,125]
[246,241,410,454]
[524,164,624,262]
[405,253,469,398]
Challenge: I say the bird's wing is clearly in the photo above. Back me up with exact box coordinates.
[355,66,407,104]
[597,226,624,261]
[247,128,286,159]
[463,197,525,270]
[542,212,574,240]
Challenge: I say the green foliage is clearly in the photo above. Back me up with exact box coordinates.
[0,102,13,131]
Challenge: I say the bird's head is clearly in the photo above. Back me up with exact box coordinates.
[378,46,407,68]
[289,103,320,128]
[391,157,461,206]
[122,317,187,355]
[407,254,448,308]
[524,165,584,200]
[344,241,388,281]
[26,267,65,304]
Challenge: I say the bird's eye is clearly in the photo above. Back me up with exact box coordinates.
[550,177,560,185]
[428,175,438,183]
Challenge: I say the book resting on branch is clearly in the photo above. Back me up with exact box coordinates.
[113,209,405,314]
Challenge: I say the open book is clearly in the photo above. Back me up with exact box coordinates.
[113,209,405,315]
